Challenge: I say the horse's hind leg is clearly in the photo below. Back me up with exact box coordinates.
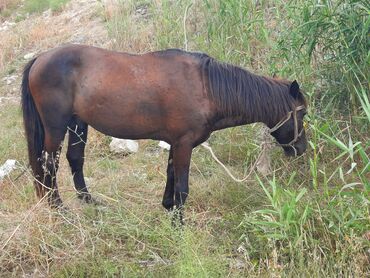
[66,118,91,203]
[42,129,66,208]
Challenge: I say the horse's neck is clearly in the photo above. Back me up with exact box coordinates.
[211,113,266,131]
[211,115,248,131]
[211,81,279,130]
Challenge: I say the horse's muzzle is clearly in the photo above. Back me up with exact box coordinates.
[283,144,306,157]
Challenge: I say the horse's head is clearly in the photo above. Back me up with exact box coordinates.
[270,80,307,157]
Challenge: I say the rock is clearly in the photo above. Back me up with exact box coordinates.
[158,141,170,150]
[0,21,16,31]
[42,9,52,18]
[0,159,17,180]
[109,138,139,154]
[2,75,18,85]
[24,52,36,60]
[0,96,19,104]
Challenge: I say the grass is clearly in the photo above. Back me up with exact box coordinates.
[0,0,70,22]
[0,0,369,276]
[0,0,21,19]
[23,0,70,14]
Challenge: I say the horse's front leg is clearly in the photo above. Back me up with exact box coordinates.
[66,119,92,203]
[162,148,175,210]
[172,143,192,225]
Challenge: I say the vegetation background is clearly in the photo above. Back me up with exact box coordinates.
[0,0,369,276]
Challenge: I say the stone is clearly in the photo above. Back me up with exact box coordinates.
[0,21,15,31]
[109,138,138,154]
[2,75,17,85]
[158,141,170,150]
[0,159,17,180]
[24,52,36,60]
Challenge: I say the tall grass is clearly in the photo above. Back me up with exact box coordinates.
[275,0,369,112]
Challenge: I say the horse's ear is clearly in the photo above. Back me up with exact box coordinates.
[290,80,300,99]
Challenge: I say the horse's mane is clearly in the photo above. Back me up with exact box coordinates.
[157,49,304,125]
[198,55,299,125]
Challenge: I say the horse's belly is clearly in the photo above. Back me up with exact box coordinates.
[79,103,165,139]
[89,117,165,141]
[74,92,195,142]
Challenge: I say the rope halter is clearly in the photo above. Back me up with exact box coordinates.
[269,105,306,155]
[201,104,306,182]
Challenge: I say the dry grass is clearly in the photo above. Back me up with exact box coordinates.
[106,1,155,53]
[0,0,20,15]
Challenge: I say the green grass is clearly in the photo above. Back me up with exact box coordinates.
[0,0,369,276]
[23,0,70,14]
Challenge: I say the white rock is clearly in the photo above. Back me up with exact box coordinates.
[24,52,36,60]
[2,74,17,85]
[0,21,15,31]
[158,141,171,150]
[42,9,52,18]
[0,159,17,180]
[109,138,138,154]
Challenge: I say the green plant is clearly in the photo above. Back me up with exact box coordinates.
[242,174,311,242]
[276,0,370,110]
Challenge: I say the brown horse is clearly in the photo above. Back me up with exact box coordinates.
[21,45,307,218]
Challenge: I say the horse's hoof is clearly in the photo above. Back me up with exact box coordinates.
[162,199,174,211]
[88,197,104,206]
[77,193,103,206]
[77,192,92,203]
[48,197,64,209]
[49,202,69,214]
[57,205,70,214]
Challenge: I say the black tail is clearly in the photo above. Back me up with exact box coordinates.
[21,57,45,197]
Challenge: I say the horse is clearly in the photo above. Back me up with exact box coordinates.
[21,45,307,220]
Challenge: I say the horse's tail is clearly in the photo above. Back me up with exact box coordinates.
[21,57,45,198]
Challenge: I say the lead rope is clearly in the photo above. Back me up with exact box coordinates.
[201,105,305,182]
[201,141,263,182]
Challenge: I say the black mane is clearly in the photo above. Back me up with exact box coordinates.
[198,55,299,126]
[155,49,303,126]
